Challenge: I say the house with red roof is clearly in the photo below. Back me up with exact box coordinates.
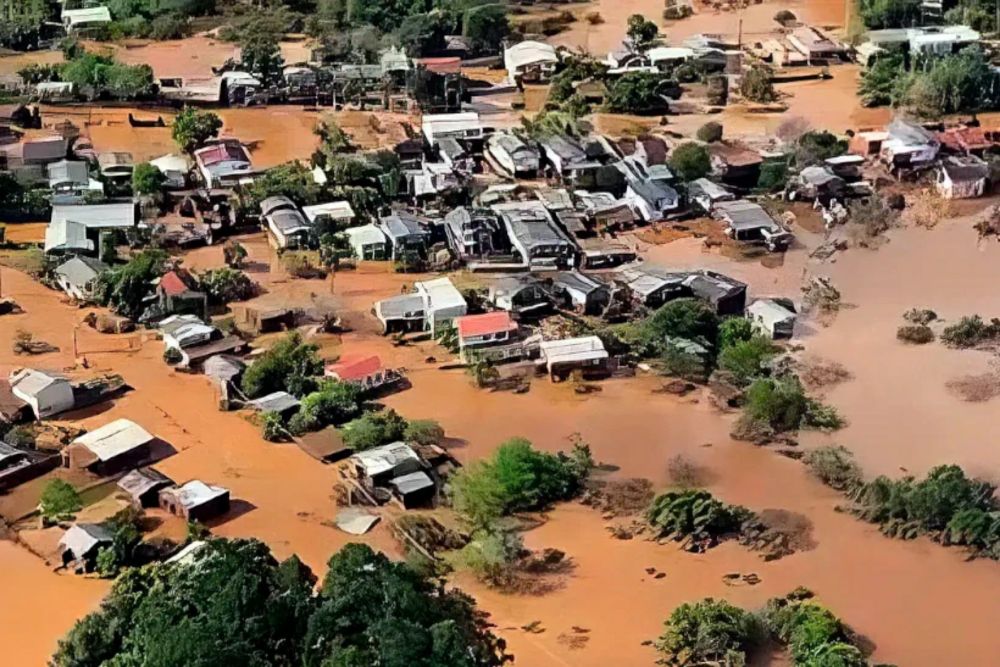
[153,270,207,321]
[193,139,253,188]
[455,311,536,363]
[325,354,404,395]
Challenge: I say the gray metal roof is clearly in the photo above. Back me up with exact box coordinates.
[51,202,135,229]
[47,160,89,186]
[390,470,435,495]
[380,211,430,239]
[248,391,300,414]
[117,467,173,499]
[376,294,425,320]
[53,256,107,288]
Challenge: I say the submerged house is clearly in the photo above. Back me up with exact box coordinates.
[373,277,467,334]
[343,224,388,260]
[118,467,174,508]
[262,196,311,249]
[488,274,551,315]
[714,200,792,252]
[683,270,747,316]
[45,202,136,255]
[159,480,231,522]
[351,441,436,509]
[547,271,611,316]
[493,200,576,270]
[443,207,508,262]
[378,211,432,260]
[708,143,763,187]
[880,118,939,171]
[486,132,540,178]
[936,156,989,199]
[193,140,253,188]
[617,265,690,308]
[455,311,529,363]
[538,336,609,380]
[53,256,107,301]
[9,369,75,420]
[62,419,155,475]
[688,178,734,214]
[325,354,402,394]
[58,523,112,571]
[504,40,558,84]
[748,298,797,339]
[47,160,102,203]
[155,270,208,321]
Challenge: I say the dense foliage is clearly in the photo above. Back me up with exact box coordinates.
[851,464,1000,557]
[803,445,864,492]
[196,267,258,305]
[792,131,847,166]
[96,250,168,320]
[57,52,156,100]
[940,314,1000,348]
[762,592,867,666]
[241,332,325,399]
[39,479,82,520]
[739,64,777,103]
[288,379,364,434]
[669,142,711,181]
[656,598,762,666]
[171,107,223,152]
[450,437,594,529]
[859,0,921,29]
[605,72,671,114]
[131,163,166,197]
[739,376,843,435]
[717,335,777,386]
[340,408,408,450]
[53,539,511,666]
[646,489,753,547]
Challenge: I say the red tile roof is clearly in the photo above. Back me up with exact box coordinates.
[159,270,190,297]
[936,127,991,153]
[326,354,382,381]
[456,311,516,339]
[195,141,247,166]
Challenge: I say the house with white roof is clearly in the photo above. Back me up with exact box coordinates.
[63,419,155,474]
[373,277,467,334]
[45,202,137,254]
[159,480,230,522]
[504,40,558,83]
[538,336,609,380]
[9,369,75,420]
[421,112,490,147]
[62,6,111,32]
[343,224,388,260]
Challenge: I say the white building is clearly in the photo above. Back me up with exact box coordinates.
[748,299,796,339]
[53,256,107,301]
[538,336,608,378]
[343,224,388,260]
[62,6,111,32]
[302,201,356,227]
[421,112,489,146]
[504,40,558,83]
[9,369,75,419]
[486,132,540,178]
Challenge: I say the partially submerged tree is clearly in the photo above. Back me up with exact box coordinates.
[40,479,83,520]
[241,332,325,399]
[626,13,659,48]
[669,142,711,181]
[739,64,777,103]
[172,107,223,152]
[656,598,763,666]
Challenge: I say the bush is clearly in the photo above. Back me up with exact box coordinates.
[605,71,671,115]
[803,445,864,492]
[941,315,1000,348]
[646,489,753,545]
[859,0,922,29]
[290,380,363,434]
[794,131,846,166]
[718,317,755,350]
[896,324,934,344]
[903,308,937,325]
[404,419,445,446]
[757,159,790,192]
[656,598,762,666]
[197,267,258,304]
[774,9,797,23]
[743,377,808,433]
[150,14,189,40]
[663,4,693,20]
[669,142,711,181]
[163,346,183,364]
[340,409,408,450]
[740,64,777,103]
[762,594,865,666]
[40,480,82,520]
[132,162,165,196]
[455,527,524,587]
[260,411,285,442]
[171,107,222,152]
[662,342,710,382]
[696,121,723,143]
[585,11,603,24]
[450,437,590,528]
[717,335,777,386]
[645,298,720,351]
[241,332,324,398]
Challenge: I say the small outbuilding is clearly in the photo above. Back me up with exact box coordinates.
[59,523,112,571]
[343,224,389,260]
[538,336,609,380]
[748,298,797,339]
[118,467,174,508]
[159,480,231,522]
[936,155,989,200]
[53,256,107,302]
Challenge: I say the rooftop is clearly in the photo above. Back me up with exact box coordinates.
[456,311,517,339]
[164,480,229,510]
[352,441,423,477]
[326,355,383,381]
[73,419,154,462]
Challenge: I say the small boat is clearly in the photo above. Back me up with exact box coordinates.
[128,113,166,128]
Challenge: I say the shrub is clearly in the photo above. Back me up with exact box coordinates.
[941,315,1000,348]
[404,419,445,446]
[717,335,777,386]
[585,11,603,24]
[803,445,864,492]
[762,594,865,666]
[260,411,285,442]
[645,298,720,350]
[656,598,762,666]
[171,107,223,152]
[669,142,711,181]
[740,64,777,103]
[290,380,363,434]
[774,9,797,23]
[663,4,693,20]
[662,342,710,382]
[455,527,524,587]
[718,317,755,350]
[896,324,934,344]
[743,377,808,432]
[340,409,408,450]
[903,308,937,325]
[163,346,183,364]
[132,162,165,196]
[450,437,590,528]
[40,480,82,519]
[696,121,723,143]
[197,267,258,304]
[646,489,753,546]
[241,332,324,399]
[150,14,189,40]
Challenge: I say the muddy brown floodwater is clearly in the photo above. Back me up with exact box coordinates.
[3,219,1000,666]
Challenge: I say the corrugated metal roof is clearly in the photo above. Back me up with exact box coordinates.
[74,419,154,462]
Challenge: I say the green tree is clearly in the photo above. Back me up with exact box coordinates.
[626,13,658,48]
[740,64,777,103]
[463,4,509,56]
[902,46,1000,118]
[102,63,155,99]
[196,267,258,304]
[646,489,752,543]
[288,379,364,433]
[40,479,82,519]
[656,598,762,666]
[171,107,223,152]
[717,317,755,349]
[803,445,864,492]
[260,410,286,442]
[717,335,777,386]
[859,0,921,29]
[132,162,166,196]
[743,376,810,432]
[794,131,846,166]
[858,52,908,107]
[246,161,321,211]
[696,121,723,143]
[669,142,711,181]
[95,250,168,319]
[240,33,285,87]
[340,409,408,450]
[757,158,790,191]
[241,331,325,398]
[605,71,670,114]
[404,419,445,446]
[645,297,720,350]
